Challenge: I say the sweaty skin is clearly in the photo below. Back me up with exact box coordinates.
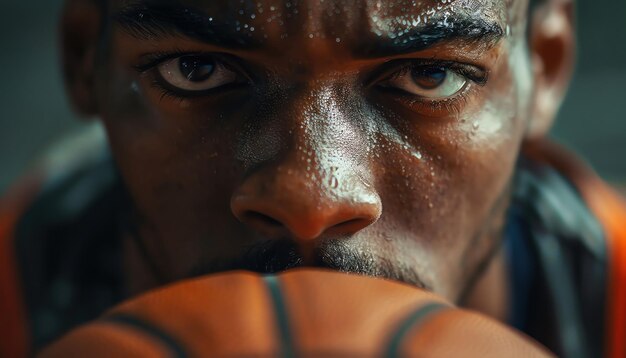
[61,0,574,314]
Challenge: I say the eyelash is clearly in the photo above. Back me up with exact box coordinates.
[135,51,489,111]
[150,79,188,104]
[137,50,252,103]
[137,50,204,103]
[382,61,488,86]
[373,60,488,113]
[135,49,193,73]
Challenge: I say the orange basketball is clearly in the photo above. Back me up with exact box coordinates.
[39,269,553,357]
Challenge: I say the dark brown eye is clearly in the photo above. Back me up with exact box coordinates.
[179,56,215,82]
[412,67,447,89]
[157,55,241,92]
[380,66,468,99]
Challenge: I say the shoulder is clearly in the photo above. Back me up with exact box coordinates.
[522,139,626,358]
[0,123,124,357]
[0,164,43,358]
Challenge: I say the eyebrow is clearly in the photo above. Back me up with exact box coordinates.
[354,17,505,58]
[112,1,262,50]
[113,1,504,56]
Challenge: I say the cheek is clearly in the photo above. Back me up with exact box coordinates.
[96,54,249,252]
[374,61,525,294]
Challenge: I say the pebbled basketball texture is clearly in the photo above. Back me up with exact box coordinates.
[39,269,554,357]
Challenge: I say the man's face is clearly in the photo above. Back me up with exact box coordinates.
[94,0,534,301]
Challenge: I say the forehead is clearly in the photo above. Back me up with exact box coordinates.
[112,0,513,48]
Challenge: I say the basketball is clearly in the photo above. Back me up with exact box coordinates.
[39,269,553,357]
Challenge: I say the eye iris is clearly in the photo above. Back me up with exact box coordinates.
[411,67,447,89]
[179,56,215,82]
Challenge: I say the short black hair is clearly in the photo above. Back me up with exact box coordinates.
[96,0,545,15]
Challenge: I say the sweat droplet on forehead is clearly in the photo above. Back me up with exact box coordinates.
[365,0,507,42]
[154,0,507,45]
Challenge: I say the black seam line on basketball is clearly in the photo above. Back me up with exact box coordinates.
[386,302,450,358]
[263,275,297,358]
[103,314,188,358]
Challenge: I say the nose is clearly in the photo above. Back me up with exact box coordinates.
[231,163,382,242]
[230,92,381,243]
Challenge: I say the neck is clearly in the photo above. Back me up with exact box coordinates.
[122,230,162,297]
[460,247,510,323]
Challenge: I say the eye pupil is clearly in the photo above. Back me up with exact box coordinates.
[179,56,215,82]
[411,67,447,89]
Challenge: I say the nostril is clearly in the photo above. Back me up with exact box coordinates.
[231,184,381,240]
[325,217,374,236]
[244,211,284,228]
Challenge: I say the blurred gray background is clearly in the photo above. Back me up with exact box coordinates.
[1,1,625,192]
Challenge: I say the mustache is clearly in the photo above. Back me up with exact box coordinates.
[187,239,430,290]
